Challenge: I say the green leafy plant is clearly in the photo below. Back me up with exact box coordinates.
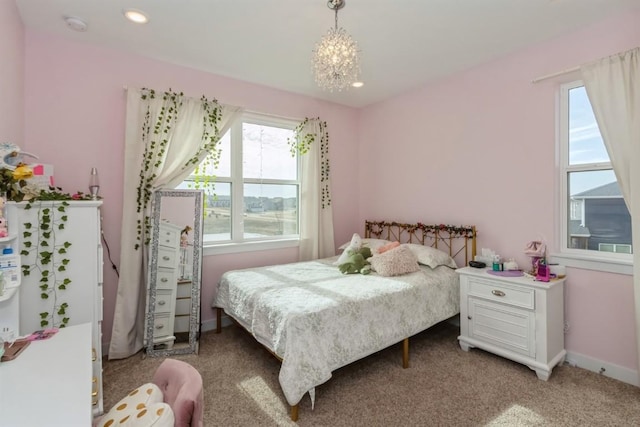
[134,88,225,249]
[21,201,73,328]
[287,117,332,208]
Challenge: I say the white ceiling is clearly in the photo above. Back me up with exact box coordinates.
[15,0,640,108]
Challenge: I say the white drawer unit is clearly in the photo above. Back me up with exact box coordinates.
[457,267,566,380]
[145,221,181,349]
[13,201,104,416]
[174,280,192,334]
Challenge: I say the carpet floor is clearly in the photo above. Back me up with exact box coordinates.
[102,321,640,426]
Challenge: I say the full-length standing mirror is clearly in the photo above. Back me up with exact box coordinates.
[146,189,203,356]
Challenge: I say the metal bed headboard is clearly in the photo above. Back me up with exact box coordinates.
[364,220,477,266]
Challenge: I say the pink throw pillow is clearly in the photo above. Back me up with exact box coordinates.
[377,241,400,254]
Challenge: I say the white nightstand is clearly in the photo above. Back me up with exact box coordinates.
[456,266,566,380]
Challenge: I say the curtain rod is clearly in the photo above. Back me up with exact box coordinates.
[531,65,580,83]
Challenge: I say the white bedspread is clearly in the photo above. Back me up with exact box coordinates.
[213,258,460,407]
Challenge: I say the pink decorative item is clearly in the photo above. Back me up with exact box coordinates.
[0,217,7,238]
[524,239,546,275]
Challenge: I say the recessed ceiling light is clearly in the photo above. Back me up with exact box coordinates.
[63,15,88,32]
[123,8,149,24]
[352,81,364,88]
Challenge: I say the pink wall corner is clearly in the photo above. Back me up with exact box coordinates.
[22,31,360,347]
[563,268,637,368]
[0,1,25,145]
[359,10,640,370]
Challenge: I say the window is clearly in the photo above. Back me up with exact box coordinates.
[558,81,632,269]
[180,113,300,251]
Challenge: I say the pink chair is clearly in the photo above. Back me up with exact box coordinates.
[152,358,204,427]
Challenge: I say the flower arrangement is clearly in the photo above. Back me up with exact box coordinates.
[0,165,93,202]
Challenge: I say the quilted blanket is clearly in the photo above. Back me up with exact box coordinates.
[213,258,460,407]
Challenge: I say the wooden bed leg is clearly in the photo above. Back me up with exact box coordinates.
[290,404,299,421]
[402,338,409,369]
[216,307,222,334]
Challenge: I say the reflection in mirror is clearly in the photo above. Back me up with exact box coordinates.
[146,189,203,357]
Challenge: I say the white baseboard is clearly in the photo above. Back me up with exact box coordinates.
[565,351,639,387]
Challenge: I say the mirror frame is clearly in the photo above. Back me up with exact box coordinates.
[146,189,203,357]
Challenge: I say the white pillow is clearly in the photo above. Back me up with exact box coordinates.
[369,245,420,277]
[404,243,458,269]
[97,383,173,427]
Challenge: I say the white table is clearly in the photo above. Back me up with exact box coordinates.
[0,323,93,426]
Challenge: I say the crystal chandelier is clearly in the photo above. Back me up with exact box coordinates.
[312,0,361,92]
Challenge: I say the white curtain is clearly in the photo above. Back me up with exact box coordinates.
[298,118,336,261]
[109,88,242,359]
[580,47,640,374]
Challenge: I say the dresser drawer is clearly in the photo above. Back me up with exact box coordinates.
[155,289,174,314]
[156,268,177,290]
[174,315,190,333]
[158,226,179,247]
[176,282,191,298]
[467,277,534,309]
[175,298,191,315]
[157,246,178,269]
[152,313,173,339]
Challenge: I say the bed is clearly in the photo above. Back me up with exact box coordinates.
[213,220,477,420]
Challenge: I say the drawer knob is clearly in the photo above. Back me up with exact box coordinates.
[492,290,506,297]
[156,324,164,330]
[163,256,170,261]
[161,278,168,283]
[158,300,166,306]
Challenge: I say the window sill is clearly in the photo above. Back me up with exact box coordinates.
[548,252,632,276]
[203,238,299,256]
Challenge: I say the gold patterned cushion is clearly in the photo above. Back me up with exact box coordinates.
[97,383,174,427]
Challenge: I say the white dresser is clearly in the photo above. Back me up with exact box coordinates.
[14,201,104,415]
[146,221,181,348]
[0,323,93,426]
[174,279,192,334]
[0,202,22,343]
[457,267,566,380]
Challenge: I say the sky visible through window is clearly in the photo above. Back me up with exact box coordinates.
[568,86,616,195]
[190,124,297,199]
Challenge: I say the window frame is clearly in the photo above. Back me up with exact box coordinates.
[192,112,303,256]
[552,80,632,275]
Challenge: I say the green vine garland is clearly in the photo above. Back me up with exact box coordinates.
[20,201,72,328]
[134,88,224,249]
[287,117,332,208]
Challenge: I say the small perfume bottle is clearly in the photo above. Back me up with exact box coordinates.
[89,167,100,200]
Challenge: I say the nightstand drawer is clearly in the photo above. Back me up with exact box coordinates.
[468,277,534,309]
[469,297,535,357]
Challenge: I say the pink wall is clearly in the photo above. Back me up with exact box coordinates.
[359,10,640,369]
[10,6,640,372]
[22,32,360,347]
[0,1,24,144]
